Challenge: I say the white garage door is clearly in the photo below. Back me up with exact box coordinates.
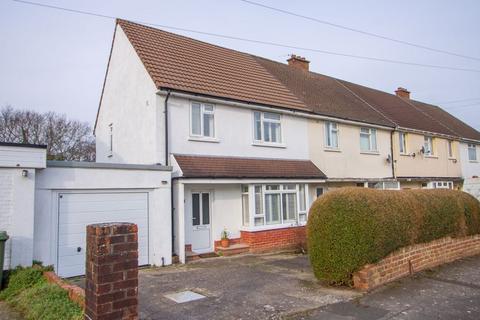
[57,192,149,277]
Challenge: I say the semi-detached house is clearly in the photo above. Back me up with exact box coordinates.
[95,19,480,263]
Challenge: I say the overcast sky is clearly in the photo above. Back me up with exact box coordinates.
[1,0,479,130]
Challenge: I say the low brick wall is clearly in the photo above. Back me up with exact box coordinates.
[43,271,85,308]
[353,234,480,291]
[240,226,306,252]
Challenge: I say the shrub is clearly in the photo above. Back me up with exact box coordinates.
[307,188,480,286]
[0,266,83,320]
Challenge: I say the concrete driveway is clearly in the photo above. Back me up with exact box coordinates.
[139,253,357,320]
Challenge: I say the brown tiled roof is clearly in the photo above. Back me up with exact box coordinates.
[116,19,480,141]
[173,155,326,179]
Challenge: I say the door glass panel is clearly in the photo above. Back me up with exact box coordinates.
[192,193,200,226]
[202,193,210,225]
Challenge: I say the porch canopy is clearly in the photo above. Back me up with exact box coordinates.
[173,154,327,180]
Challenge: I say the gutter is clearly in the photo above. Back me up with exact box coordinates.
[164,90,171,166]
[390,131,396,179]
[156,89,395,131]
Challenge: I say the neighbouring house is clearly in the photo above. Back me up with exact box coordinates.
[0,142,172,277]
[94,19,480,263]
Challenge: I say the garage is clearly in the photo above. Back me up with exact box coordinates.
[33,161,172,276]
[57,192,150,277]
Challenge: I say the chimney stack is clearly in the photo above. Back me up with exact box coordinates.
[395,87,410,99]
[287,54,310,71]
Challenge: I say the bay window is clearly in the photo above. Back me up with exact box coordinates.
[360,128,377,152]
[253,111,282,144]
[244,184,308,228]
[191,102,215,138]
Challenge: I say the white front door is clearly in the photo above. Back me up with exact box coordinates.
[191,192,212,253]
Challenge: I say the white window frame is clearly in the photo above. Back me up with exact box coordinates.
[468,144,477,161]
[399,132,407,155]
[324,121,339,149]
[246,184,308,229]
[360,127,378,153]
[448,140,455,159]
[190,102,215,139]
[424,136,435,156]
[427,181,453,189]
[253,111,283,146]
[365,181,400,190]
[108,123,113,157]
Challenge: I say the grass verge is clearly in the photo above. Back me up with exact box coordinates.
[0,266,83,320]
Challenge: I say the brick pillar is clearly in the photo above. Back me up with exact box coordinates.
[85,223,139,320]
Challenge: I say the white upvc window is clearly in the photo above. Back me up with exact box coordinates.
[360,128,377,152]
[424,136,434,155]
[428,181,453,189]
[253,111,282,144]
[366,181,400,190]
[448,140,454,158]
[246,184,307,227]
[399,132,407,154]
[468,144,477,161]
[241,185,250,226]
[191,102,215,138]
[324,121,339,149]
[108,123,113,157]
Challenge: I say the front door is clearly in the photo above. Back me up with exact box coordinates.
[191,192,212,253]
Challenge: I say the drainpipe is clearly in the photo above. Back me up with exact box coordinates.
[390,130,396,179]
[164,90,171,166]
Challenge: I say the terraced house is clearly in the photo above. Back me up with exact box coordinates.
[95,20,480,263]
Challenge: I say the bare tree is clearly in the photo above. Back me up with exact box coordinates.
[0,106,95,161]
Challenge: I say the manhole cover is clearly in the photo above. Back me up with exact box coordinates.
[164,290,206,303]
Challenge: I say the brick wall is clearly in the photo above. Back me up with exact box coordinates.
[240,226,306,252]
[353,235,480,291]
[85,222,139,320]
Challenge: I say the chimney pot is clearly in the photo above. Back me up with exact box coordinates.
[287,54,310,71]
[395,87,410,99]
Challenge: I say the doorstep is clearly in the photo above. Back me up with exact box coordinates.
[216,243,250,257]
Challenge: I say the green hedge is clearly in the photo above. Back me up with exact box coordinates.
[307,188,480,285]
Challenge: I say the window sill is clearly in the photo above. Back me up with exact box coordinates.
[424,155,438,159]
[188,136,220,143]
[448,157,457,160]
[240,222,306,232]
[324,147,341,153]
[469,160,479,163]
[252,142,286,149]
[360,151,380,155]
[399,153,410,157]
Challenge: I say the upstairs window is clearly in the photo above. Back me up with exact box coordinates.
[108,123,113,157]
[191,102,215,138]
[424,136,434,155]
[399,132,407,154]
[448,140,454,158]
[325,122,339,148]
[360,128,377,152]
[254,111,282,144]
[468,144,477,161]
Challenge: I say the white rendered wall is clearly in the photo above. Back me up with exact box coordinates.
[95,25,163,165]
[0,145,46,169]
[463,178,480,200]
[0,168,36,269]
[168,96,309,160]
[183,184,243,248]
[33,167,172,269]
